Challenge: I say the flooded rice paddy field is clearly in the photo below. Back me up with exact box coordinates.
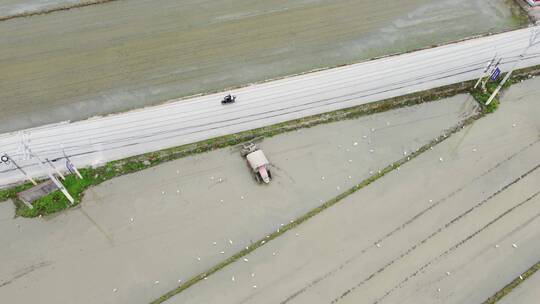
[0,0,527,132]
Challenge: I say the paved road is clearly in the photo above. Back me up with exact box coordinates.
[0,0,524,132]
[0,97,473,304]
[1,26,539,187]
[168,76,540,304]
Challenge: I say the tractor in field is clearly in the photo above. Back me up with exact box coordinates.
[241,143,272,184]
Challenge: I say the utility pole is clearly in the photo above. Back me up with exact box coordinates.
[25,146,74,204]
[1,153,37,186]
[474,54,498,89]
[1,155,35,209]
[486,27,540,106]
[46,158,65,180]
[63,149,83,180]
[481,58,502,92]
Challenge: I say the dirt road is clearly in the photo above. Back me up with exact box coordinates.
[0,0,525,132]
[0,96,475,304]
[166,78,540,303]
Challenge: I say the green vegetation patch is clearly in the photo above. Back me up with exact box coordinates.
[482,260,540,303]
[470,64,540,114]
[470,75,515,113]
[0,183,34,203]
[11,161,154,217]
[14,170,94,217]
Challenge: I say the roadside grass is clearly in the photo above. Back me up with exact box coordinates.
[482,260,540,303]
[469,64,540,113]
[14,170,94,217]
[0,183,34,202]
[470,74,516,113]
[471,82,499,113]
[12,163,150,217]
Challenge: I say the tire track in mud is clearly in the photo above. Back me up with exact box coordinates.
[0,0,119,22]
[491,208,540,248]
[280,139,540,304]
[330,163,540,303]
[421,208,540,290]
[373,189,540,304]
[0,261,51,288]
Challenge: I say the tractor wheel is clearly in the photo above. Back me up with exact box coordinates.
[254,172,262,183]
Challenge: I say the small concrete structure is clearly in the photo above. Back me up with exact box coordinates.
[17,180,58,208]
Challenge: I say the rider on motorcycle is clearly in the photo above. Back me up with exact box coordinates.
[223,94,236,103]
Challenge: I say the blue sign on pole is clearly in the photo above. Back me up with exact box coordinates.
[490,67,501,81]
[66,159,75,174]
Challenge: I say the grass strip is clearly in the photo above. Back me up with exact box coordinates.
[470,75,513,113]
[482,260,540,303]
[470,64,540,113]
[150,112,482,304]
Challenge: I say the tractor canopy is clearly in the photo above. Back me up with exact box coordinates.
[246,150,269,170]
